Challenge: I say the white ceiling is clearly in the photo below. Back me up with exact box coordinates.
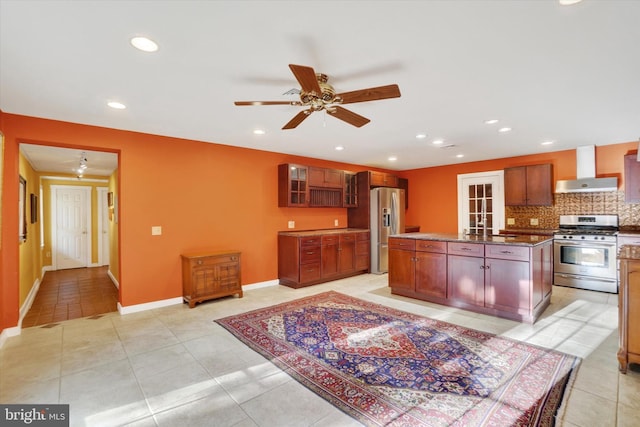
[2,0,639,173]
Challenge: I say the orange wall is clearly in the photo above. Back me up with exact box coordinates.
[400,143,638,233]
[0,113,375,329]
[1,110,637,332]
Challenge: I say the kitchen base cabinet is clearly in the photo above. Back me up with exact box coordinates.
[389,238,447,303]
[618,246,640,373]
[181,251,242,308]
[389,235,552,323]
[278,229,369,288]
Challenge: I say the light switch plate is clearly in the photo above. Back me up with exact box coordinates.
[151,226,162,235]
[530,218,539,226]
[507,218,515,225]
[288,220,295,229]
[334,219,339,227]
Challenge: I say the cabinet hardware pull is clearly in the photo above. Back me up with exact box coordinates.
[500,250,513,254]
[306,251,315,255]
[461,247,472,251]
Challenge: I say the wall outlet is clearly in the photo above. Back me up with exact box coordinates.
[46,251,51,258]
[530,218,539,226]
[288,220,295,229]
[151,226,162,235]
[507,218,515,225]
[334,219,339,227]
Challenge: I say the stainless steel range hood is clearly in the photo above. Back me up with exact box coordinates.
[555,145,618,193]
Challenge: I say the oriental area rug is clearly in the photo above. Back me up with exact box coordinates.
[215,291,579,427]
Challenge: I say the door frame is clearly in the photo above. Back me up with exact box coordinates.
[457,170,505,234]
[51,185,92,270]
[96,187,110,266]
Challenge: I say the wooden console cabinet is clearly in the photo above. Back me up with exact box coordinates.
[181,250,242,308]
[618,245,640,373]
[278,229,369,288]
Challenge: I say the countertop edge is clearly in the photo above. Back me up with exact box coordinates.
[390,232,553,247]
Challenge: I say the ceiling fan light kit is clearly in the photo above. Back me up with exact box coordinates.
[235,64,401,129]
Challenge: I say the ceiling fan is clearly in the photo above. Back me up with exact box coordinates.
[234,64,401,129]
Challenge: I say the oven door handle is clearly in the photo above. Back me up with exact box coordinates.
[553,240,617,248]
[556,273,617,283]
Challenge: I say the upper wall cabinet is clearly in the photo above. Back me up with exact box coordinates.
[278,164,308,207]
[309,166,343,189]
[344,172,358,208]
[504,164,553,206]
[624,154,640,203]
[370,171,399,188]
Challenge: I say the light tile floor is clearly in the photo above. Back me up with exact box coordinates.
[1,274,639,427]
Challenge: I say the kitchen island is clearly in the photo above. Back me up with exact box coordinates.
[389,233,553,323]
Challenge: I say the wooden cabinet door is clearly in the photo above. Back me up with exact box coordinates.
[624,154,640,203]
[355,232,370,271]
[278,164,308,207]
[504,166,527,206]
[321,235,339,278]
[389,248,414,291]
[344,172,358,207]
[525,164,553,205]
[627,260,640,355]
[484,258,530,313]
[338,233,356,274]
[309,166,343,188]
[447,255,485,306]
[370,171,398,187]
[415,252,447,298]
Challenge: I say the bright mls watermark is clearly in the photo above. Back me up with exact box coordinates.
[1,405,69,426]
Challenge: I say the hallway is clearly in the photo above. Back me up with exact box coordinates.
[22,266,118,327]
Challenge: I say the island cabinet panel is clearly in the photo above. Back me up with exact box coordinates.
[624,154,640,203]
[448,253,485,306]
[181,251,242,308]
[278,230,369,288]
[389,234,553,323]
[388,239,415,292]
[618,246,640,373]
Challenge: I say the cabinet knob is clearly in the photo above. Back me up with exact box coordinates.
[197,260,203,265]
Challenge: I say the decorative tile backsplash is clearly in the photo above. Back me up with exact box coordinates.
[505,191,640,230]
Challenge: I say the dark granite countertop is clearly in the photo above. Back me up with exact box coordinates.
[619,226,640,236]
[391,232,552,247]
[279,228,369,237]
[500,228,557,236]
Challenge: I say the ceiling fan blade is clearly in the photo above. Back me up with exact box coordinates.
[235,101,299,106]
[289,64,322,95]
[327,106,370,128]
[337,84,401,104]
[282,110,312,130]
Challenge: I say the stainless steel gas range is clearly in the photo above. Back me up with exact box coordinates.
[553,214,619,293]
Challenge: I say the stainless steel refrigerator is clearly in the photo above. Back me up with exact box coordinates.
[370,187,405,274]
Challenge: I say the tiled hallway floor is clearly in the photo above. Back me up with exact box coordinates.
[22,266,118,327]
[2,274,639,427]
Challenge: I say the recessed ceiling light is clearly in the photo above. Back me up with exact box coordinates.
[432,139,444,145]
[484,119,499,125]
[107,101,126,109]
[541,140,554,145]
[416,133,427,139]
[130,36,158,52]
[388,156,397,162]
[498,127,512,133]
[335,145,344,151]
[456,154,464,158]
[559,0,583,5]
[253,129,265,135]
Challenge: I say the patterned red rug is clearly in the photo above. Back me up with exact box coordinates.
[215,291,579,426]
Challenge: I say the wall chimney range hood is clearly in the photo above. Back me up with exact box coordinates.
[555,145,618,193]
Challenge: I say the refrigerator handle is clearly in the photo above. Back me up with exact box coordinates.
[391,192,398,235]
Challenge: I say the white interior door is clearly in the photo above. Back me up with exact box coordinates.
[52,185,91,270]
[97,187,110,266]
[457,171,505,234]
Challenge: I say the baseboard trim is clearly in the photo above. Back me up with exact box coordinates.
[243,279,279,290]
[107,270,120,289]
[118,297,184,315]
[19,278,41,327]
